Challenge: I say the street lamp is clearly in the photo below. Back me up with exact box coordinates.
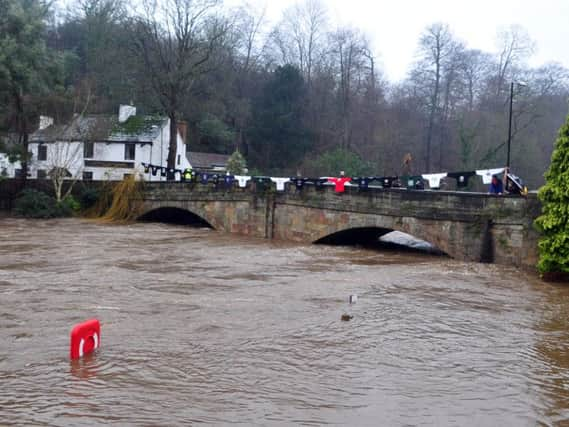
[506,81,528,170]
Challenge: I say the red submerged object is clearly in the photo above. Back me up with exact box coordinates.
[70,319,100,359]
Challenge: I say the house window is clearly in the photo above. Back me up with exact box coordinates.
[38,144,47,161]
[37,169,47,179]
[177,154,181,165]
[123,173,132,180]
[83,171,93,181]
[14,169,23,178]
[84,142,94,158]
[124,143,135,160]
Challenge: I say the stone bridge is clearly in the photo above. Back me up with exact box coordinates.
[140,182,541,268]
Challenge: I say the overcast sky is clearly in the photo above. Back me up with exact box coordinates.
[230,0,569,82]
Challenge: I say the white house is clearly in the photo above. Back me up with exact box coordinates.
[28,105,191,181]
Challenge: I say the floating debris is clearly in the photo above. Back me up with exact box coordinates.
[341,314,353,321]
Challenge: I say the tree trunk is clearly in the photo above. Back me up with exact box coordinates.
[439,75,453,170]
[21,132,29,183]
[425,56,441,173]
[15,90,29,184]
[167,113,177,179]
[54,176,63,203]
[426,98,437,173]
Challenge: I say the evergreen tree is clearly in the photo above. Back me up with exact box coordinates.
[56,0,135,112]
[226,150,247,175]
[306,147,373,177]
[535,112,569,275]
[0,0,63,180]
[249,65,311,172]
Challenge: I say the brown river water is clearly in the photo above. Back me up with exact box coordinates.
[1,217,569,426]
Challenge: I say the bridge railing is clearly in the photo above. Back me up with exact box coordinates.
[142,178,535,200]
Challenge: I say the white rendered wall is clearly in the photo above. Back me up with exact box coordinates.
[29,141,83,179]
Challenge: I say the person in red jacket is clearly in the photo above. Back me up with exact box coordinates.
[328,171,351,193]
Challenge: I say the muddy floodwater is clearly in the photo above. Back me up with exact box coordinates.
[1,217,569,426]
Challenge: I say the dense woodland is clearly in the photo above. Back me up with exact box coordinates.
[1,0,569,188]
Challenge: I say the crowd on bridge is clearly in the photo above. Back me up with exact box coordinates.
[141,163,528,195]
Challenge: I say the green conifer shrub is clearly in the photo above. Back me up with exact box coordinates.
[535,113,569,276]
[14,189,74,218]
[226,151,247,175]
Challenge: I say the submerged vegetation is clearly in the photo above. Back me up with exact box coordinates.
[86,175,144,222]
[14,175,143,222]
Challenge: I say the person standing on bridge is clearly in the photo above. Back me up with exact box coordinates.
[488,175,503,195]
[183,167,193,182]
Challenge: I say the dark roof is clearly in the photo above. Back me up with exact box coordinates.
[30,114,168,143]
[188,151,230,169]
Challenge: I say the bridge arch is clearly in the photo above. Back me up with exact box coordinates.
[314,226,446,255]
[311,221,453,255]
[138,206,213,227]
[275,207,465,259]
[139,200,219,229]
[315,227,391,246]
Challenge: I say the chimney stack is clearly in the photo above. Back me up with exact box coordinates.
[118,105,136,123]
[39,115,54,130]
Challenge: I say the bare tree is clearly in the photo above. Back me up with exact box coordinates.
[47,139,84,203]
[330,27,369,149]
[458,49,493,111]
[268,0,327,83]
[47,86,93,203]
[131,0,227,175]
[529,62,569,98]
[494,25,535,96]
[232,3,266,74]
[412,23,457,171]
[227,4,266,151]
